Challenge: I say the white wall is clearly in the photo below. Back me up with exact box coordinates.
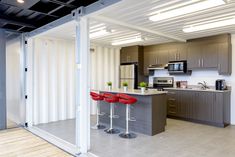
[6,39,21,124]
[90,44,120,114]
[32,37,76,125]
[149,34,235,124]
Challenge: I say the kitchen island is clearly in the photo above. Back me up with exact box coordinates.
[95,89,167,136]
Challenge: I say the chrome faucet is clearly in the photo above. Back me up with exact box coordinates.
[198,81,210,90]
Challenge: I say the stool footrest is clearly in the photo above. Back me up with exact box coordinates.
[91,124,106,130]
[104,128,120,134]
[119,133,137,139]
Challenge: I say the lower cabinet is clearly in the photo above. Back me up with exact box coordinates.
[166,89,231,127]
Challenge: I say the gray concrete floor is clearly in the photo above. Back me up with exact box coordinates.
[36,117,235,157]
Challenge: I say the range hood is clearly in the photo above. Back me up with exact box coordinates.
[148,64,168,70]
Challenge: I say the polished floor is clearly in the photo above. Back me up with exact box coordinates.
[0,128,72,157]
[36,119,76,144]
[35,117,235,157]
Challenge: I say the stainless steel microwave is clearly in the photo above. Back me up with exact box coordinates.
[168,60,187,74]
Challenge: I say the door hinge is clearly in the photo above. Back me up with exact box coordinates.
[25,123,28,127]
[25,40,27,44]
[25,95,28,99]
[25,68,28,72]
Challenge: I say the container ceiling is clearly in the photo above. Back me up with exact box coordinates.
[89,0,235,46]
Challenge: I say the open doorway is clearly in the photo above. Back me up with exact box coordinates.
[26,21,79,154]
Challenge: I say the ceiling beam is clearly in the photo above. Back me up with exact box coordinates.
[0,14,36,28]
[92,15,186,42]
[0,1,59,18]
[48,0,76,15]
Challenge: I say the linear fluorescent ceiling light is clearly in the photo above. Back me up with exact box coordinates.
[111,37,143,46]
[90,29,111,39]
[183,17,235,32]
[149,0,226,22]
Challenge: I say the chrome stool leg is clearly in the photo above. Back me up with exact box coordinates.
[119,104,137,139]
[105,103,120,134]
[92,101,106,130]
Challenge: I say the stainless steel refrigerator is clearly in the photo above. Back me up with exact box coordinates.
[120,64,138,89]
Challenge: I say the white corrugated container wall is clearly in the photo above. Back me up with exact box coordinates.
[32,37,76,125]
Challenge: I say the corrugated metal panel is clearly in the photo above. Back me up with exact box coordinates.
[33,37,76,125]
[90,0,235,45]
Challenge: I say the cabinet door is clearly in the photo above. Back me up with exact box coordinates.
[143,51,156,75]
[157,50,169,65]
[178,47,187,60]
[178,91,193,119]
[218,43,231,75]
[167,90,178,116]
[213,93,223,124]
[120,50,127,63]
[168,49,177,62]
[202,44,218,68]
[194,92,213,122]
[120,46,139,63]
[187,46,202,69]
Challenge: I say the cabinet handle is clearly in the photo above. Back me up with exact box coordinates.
[202,59,204,67]
[156,57,158,64]
[198,59,201,67]
[175,53,177,60]
[178,53,180,60]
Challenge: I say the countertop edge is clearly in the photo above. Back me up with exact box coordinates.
[164,88,231,93]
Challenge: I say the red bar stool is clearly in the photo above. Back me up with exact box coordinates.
[103,93,120,134]
[117,93,137,139]
[90,92,106,130]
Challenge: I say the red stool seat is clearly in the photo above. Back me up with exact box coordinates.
[90,92,104,101]
[117,93,137,139]
[117,93,137,105]
[90,92,106,130]
[103,93,119,103]
[103,93,120,134]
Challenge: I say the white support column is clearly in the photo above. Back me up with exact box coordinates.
[24,36,33,127]
[19,34,28,127]
[75,17,90,154]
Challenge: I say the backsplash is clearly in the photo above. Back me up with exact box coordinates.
[149,69,232,87]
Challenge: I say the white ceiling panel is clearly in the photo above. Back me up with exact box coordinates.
[89,0,235,46]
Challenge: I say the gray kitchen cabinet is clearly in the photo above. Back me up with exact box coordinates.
[120,46,139,63]
[193,92,213,122]
[187,45,202,69]
[157,50,169,64]
[143,47,158,75]
[166,89,230,127]
[168,49,178,62]
[166,90,178,116]
[218,43,232,75]
[168,46,187,62]
[201,43,218,68]
[188,43,218,69]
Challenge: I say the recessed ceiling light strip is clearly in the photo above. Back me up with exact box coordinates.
[149,0,226,22]
[183,17,235,32]
[112,37,143,46]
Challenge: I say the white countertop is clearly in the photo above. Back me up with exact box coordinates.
[164,87,231,93]
[93,88,167,96]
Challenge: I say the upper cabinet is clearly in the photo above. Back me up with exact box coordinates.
[187,34,231,75]
[218,42,232,75]
[168,45,187,62]
[120,46,139,63]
